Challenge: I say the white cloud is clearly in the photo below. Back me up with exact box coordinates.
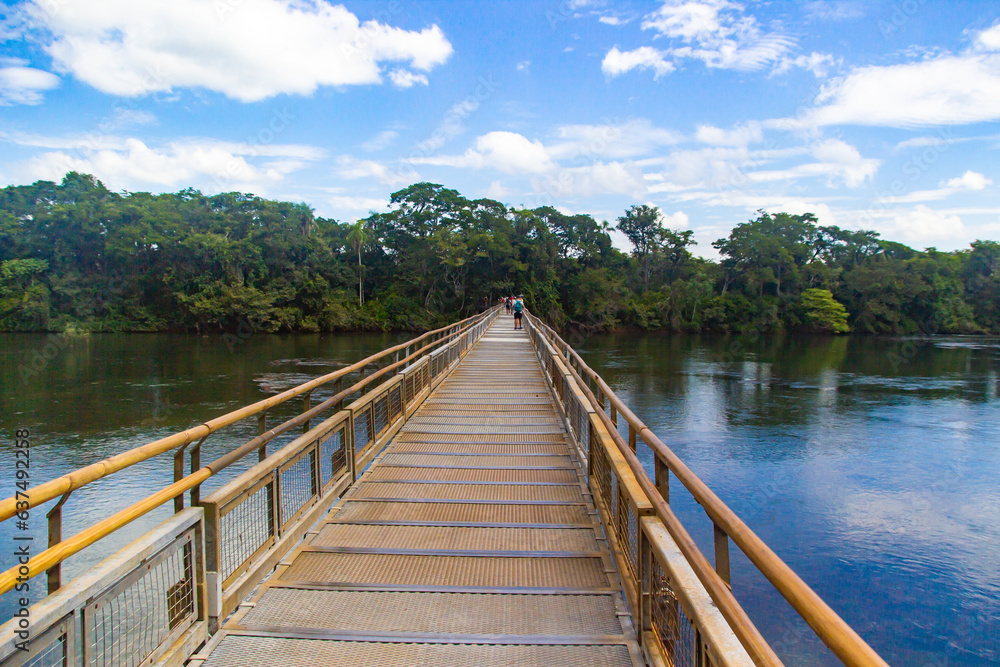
[877,170,993,204]
[599,16,627,26]
[746,138,878,188]
[0,65,59,105]
[943,170,992,191]
[416,98,481,152]
[695,121,762,147]
[804,1,866,21]
[893,135,952,151]
[14,137,322,194]
[472,131,556,173]
[773,52,837,78]
[800,53,1000,128]
[484,180,511,199]
[361,130,399,152]
[641,0,728,41]
[516,60,531,71]
[107,108,157,130]
[413,131,556,174]
[387,69,429,88]
[335,155,413,188]
[640,0,795,71]
[659,209,691,229]
[602,46,674,78]
[28,0,452,101]
[550,119,681,159]
[534,161,648,198]
[325,193,390,217]
[975,22,1000,51]
[881,205,965,245]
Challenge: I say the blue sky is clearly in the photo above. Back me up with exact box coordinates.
[1,0,999,256]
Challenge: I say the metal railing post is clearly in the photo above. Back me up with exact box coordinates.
[45,492,71,593]
[715,523,732,588]
[347,412,357,484]
[257,411,267,461]
[202,500,222,633]
[173,443,190,512]
[190,436,206,507]
[302,391,312,433]
[654,456,669,503]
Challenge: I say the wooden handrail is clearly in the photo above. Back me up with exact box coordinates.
[526,312,888,667]
[0,308,495,522]
[0,309,498,595]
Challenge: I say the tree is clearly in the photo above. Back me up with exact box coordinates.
[799,288,850,333]
[617,204,661,290]
[0,173,998,335]
[713,211,817,296]
[345,219,368,306]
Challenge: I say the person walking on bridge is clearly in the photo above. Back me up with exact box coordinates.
[513,295,523,330]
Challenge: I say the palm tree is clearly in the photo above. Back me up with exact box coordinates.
[346,219,368,305]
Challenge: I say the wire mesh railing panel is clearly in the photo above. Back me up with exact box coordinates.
[372,392,389,438]
[567,396,579,441]
[84,531,196,667]
[353,405,372,454]
[591,433,613,515]
[651,556,698,667]
[575,398,590,454]
[2,616,72,667]
[219,483,274,581]
[389,385,402,423]
[617,486,639,584]
[404,373,415,404]
[609,470,620,529]
[278,450,317,529]
[11,640,65,667]
[318,426,346,489]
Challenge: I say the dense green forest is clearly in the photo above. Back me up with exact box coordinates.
[1,173,998,334]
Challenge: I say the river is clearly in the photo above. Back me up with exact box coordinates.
[1,331,998,665]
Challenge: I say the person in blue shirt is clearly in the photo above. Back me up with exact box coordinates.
[513,295,523,329]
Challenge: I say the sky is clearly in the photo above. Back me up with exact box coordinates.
[1,0,1000,257]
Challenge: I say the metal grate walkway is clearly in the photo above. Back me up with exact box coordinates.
[197,314,644,667]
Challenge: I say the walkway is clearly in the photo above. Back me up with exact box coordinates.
[198,314,644,666]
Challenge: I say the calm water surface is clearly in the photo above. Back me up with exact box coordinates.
[576,332,999,666]
[1,331,998,665]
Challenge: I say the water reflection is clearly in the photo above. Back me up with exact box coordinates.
[576,333,1000,666]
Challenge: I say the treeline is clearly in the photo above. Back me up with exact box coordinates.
[1,173,998,334]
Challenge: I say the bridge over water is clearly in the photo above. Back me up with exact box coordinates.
[0,309,887,666]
